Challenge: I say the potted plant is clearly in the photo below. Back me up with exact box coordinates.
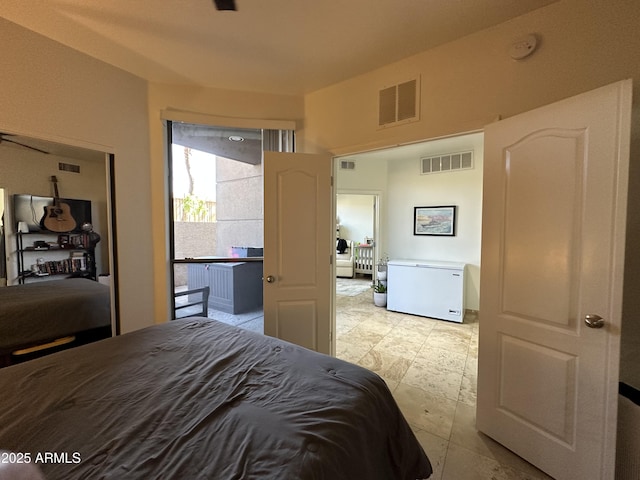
[377,254,389,282]
[373,281,387,307]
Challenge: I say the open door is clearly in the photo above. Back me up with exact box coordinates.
[477,80,632,479]
[263,151,333,354]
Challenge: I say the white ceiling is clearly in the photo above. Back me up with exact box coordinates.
[1,0,558,96]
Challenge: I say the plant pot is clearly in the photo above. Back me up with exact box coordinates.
[377,270,387,282]
[373,292,387,307]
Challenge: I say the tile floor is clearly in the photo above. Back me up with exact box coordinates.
[180,278,554,479]
[335,277,553,480]
[175,286,264,333]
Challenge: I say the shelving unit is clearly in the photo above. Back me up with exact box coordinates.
[16,232,96,284]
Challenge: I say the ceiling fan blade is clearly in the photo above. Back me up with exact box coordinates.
[0,136,50,154]
[213,0,236,11]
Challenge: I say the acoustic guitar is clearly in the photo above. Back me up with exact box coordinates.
[42,176,77,232]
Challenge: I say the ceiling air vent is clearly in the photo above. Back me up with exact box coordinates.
[378,77,420,128]
[340,160,356,171]
[421,151,474,175]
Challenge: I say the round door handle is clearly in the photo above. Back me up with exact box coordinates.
[584,314,605,329]
[265,275,275,283]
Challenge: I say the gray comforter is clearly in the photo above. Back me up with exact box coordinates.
[0,278,111,350]
[0,318,432,479]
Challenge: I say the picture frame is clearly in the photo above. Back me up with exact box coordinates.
[413,205,457,236]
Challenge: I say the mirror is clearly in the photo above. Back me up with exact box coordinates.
[0,132,116,365]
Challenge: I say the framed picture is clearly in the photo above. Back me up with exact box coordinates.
[413,205,457,236]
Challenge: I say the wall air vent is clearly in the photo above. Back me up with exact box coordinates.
[378,77,420,128]
[58,162,80,173]
[420,151,474,175]
[340,160,356,171]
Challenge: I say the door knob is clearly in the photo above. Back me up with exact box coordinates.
[584,314,605,329]
[265,275,275,283]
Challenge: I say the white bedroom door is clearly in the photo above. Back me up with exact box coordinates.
[263,151,333,354]
[477,80,632,479]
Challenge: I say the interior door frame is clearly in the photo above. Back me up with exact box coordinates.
[332,131,484,348]
[334,189,382,283]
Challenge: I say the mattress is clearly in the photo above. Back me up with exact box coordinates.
[0,317,432,479]
[0,278,111,351]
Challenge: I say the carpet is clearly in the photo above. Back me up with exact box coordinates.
[336,277,372,297]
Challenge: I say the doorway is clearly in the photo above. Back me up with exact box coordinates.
[335,192,378,309]
[333,132,484,339]
[166,121,294,334]
[331,131,558,478]
[336,192,378,280]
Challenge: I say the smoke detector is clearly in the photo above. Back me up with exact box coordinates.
[509,34,538,60]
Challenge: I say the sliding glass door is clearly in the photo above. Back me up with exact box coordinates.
[166,121,293,334]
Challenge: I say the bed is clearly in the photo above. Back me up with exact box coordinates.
[0,278,112,366]
[0,317,432,479]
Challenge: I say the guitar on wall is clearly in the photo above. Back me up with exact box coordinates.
[41,176,77,232]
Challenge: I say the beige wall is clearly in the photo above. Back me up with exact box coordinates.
[323,1,640,445]
[3,0,639,337]
[147,83,304,322]
[385,134,484,310]
[301,0,640,155]
[0,17,305,330]
[337,194,375,246]
[302,0,640,387]
[0,18,153,333]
